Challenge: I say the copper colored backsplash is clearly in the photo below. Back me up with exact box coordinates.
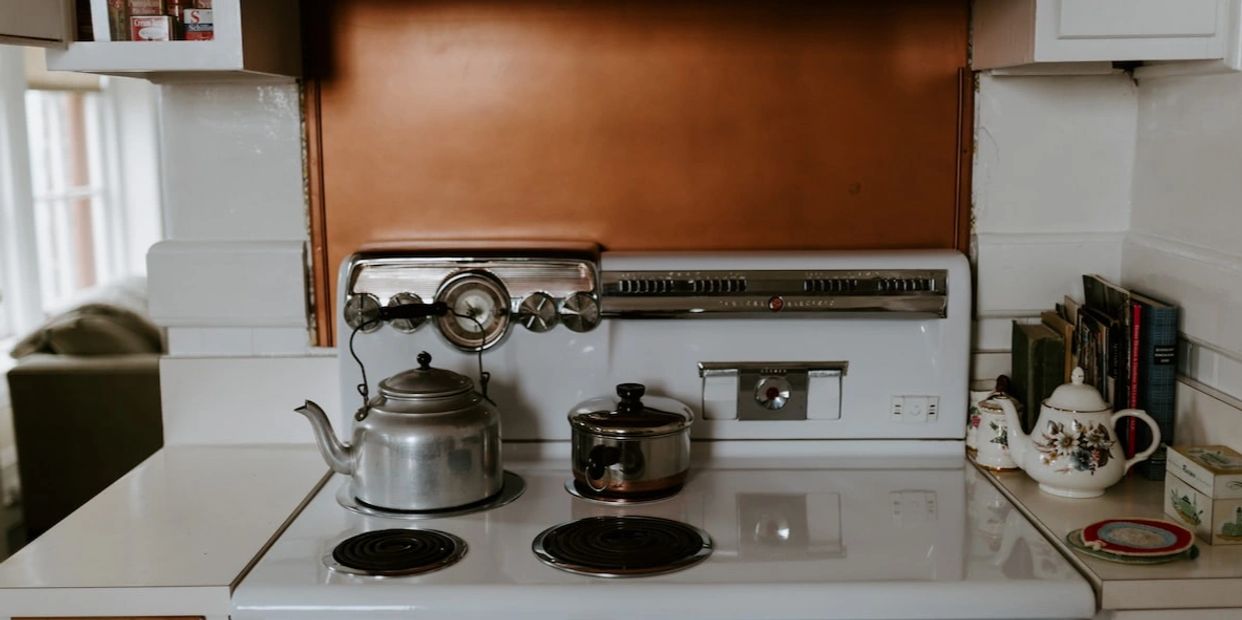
[304,0,972,344]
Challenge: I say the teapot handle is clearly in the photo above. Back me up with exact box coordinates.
[1111,408,1162,474]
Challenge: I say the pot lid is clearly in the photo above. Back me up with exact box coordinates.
[1045,367,1110,412]
[568,383,693,438]
[379,351,474,400]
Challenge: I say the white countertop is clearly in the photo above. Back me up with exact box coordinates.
[984,466,1242,611]
[0,444,327,618]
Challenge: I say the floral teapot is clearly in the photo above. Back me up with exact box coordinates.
[996,367,1160,498]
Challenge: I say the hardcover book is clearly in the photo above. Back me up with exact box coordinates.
[1132,290,1179,480]
[1041,310,1075,384]
[1012,321,1065,433]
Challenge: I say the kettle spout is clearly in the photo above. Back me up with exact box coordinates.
[295,400,355,475]
[996,397,1031,469]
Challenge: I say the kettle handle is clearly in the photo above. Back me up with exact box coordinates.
[1111,408,1162,474]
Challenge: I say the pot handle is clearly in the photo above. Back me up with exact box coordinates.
[1111,408,1162,474]
[586,445,622,491]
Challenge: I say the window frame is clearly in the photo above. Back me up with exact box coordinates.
[0,47,43,341]
[24,88,118,311]
[0,46,139,341]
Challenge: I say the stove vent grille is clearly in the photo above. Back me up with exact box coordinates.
[602,269,948,318]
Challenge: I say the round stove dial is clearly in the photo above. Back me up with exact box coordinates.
[386,292,427,333]
[343,293,382,333]
[435,272,511,351]
[519,292,559,333]
[754,375,792,410]
[560,291,601,333]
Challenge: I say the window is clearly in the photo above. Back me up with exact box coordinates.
[24,89,114,311]
[0,47,161,341]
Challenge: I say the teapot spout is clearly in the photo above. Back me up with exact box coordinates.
[295,400,355,475]
[996,397,1031,469]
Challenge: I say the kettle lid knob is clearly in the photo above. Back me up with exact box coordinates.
[417,351,432,369]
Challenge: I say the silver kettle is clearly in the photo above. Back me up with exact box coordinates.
[296,351,502,511]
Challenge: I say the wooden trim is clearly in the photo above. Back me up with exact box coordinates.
[304,76,332,347]
[954,67,976,255]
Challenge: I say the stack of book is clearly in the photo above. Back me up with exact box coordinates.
[1012,275,1178,480]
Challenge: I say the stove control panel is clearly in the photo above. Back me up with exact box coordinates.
[342,255,599,351]
[699,362,846,421]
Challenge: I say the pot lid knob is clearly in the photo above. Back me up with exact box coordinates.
[1046,367,1110,412]
[616,383,645,413]
[417,351,432,369]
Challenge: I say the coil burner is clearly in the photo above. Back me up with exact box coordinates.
[326,528,466,577]
[532,516,712,578]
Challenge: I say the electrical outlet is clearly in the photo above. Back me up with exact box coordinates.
[891,396,939,424]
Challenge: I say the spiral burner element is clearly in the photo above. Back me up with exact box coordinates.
[328,528,466,576]
[532,516,712,577]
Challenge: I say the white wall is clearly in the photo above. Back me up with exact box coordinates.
[970,72,1137,377]
[1126,71,1242,404]
[147,81,337,446]
[149,81,313,355]
[104,77,163,276]
[970,68,1242,435]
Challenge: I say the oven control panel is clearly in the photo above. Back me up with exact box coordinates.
[699,362,847,421]
[342,255,599,351]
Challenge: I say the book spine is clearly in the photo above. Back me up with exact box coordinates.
[1137,304,1178,480]
[1037,334,1066,417]
[1011,322,1034,431]
[1127,302,1142,459]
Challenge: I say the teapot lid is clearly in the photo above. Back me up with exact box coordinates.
[1045,367,1110,412]
[379,351,474,400]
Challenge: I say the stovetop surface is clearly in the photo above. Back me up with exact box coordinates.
[232,444,1095,620]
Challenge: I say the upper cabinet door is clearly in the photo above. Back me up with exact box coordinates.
[973,0,1230,70]
[1056,0,1220,39]
[0,0,72,47]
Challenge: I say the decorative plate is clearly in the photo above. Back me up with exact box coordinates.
[1080,518,1194,557]
[1067,529,1198,565]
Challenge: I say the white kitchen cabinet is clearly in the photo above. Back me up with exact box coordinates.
[0,0,73,47]
[973,0,1234,71]
[0,0,300,81]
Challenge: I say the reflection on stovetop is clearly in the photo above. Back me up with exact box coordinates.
[297,463,991,585]
[228,457,1091,620]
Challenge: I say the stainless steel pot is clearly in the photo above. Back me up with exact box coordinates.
[568,383,693,500]
[296,351,502,511]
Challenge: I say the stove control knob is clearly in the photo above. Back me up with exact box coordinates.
[754,375,792,410]
[518,292,559,333]
[387,292,426,333]
[343,293,382,333]
[560,292,601,333]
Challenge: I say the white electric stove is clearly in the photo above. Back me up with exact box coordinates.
[231,249,1096,619]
